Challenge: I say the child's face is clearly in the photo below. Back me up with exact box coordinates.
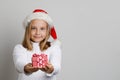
[30,19,48,43]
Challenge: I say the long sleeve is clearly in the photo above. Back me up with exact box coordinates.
[46,40,62,76]
[13,44,27,73]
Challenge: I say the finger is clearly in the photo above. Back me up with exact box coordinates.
[29,67,39,72]
[43,66,49,71]
[39,67,47,72]
[45,65,50,69]
[27,63,32,67]
[33,68,39,72]
[46,63,53,69]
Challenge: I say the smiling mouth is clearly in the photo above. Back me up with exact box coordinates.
[34,36,41,38]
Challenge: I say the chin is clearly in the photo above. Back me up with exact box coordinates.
[34,40,40,43]
[34,39,42,42]
[34,40,39,42]
[31,38,43,43]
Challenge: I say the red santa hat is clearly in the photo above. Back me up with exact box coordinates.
[23,9,57,40]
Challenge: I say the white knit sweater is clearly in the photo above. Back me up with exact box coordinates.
[13,40,62,80]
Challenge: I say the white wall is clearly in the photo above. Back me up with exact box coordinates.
[0,0,120,80]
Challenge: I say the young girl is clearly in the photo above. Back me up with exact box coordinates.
[13,9,61,80]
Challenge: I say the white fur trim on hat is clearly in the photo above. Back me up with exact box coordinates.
[23,12,53,28]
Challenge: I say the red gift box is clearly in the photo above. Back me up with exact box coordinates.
[32,53,48,68]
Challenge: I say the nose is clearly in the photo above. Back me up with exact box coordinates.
[36,29,40,35]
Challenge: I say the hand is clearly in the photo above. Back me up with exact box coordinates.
[39,62,54,74]
[24,63,39,74]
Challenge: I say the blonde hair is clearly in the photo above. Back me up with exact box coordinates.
[22,22,51,51]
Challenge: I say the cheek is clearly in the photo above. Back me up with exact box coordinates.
[42,31,47,37]
[43,32,47,36]
[30,31,35,37]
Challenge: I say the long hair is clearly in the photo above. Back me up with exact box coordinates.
[22,22,51,51]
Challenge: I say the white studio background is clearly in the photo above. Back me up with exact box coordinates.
[0,0,120,80]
